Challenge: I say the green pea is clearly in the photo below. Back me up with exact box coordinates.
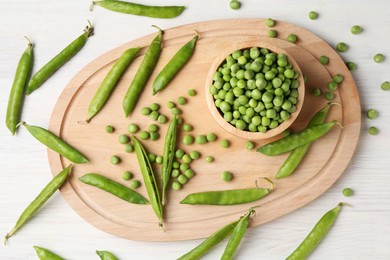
[175,149,185,159]
[205,156,214,163]
[130,180,141,189]
[167,101,176,109]
[150,103,160,111]
[172,181,182,190]
[207,133,217,142]
[182,123,193,132]
[119,134,130,144]
[268,29,278,38]
[148,124,159,132]
[367,109,378,119]
[346,61,357,71]
[368,126,378,135]
[221,171,233,182]
[171,169,180,178]
[182,154,192,164]
[196,135,208,144]
[381,81,390,91]
[158,114,168,124]
[235,119,246,130]
[173,161,180,169]
[269,120,279,129]
[327,81,337,91]
[122,171,133,181]
[177,174,188,184]
[180,163,190,172]
[309,11,318,20]
[246,141,255,150]
[343,188,353,197]
[171,107,182,115]
[229,0,241,10]
[178,96,187,105]
[124,143,134,153]
[374,54,385,63]
[139,131,150,140]
[265,18,276,27]
[319,56,329,65]
[149,111,159,120]
[141,107,151,116]
[184,169,195,178]
[221,139,230,148]
[188,89,197,96]
[150,132,160,141]
[148,153,157,163]
[351,25,363,35]
[333,74,344,84]
[127,123,139,134]
[111,155,120,165]
[324,91,335,100]
[336,42,349,52]
[287,34,298,43]
[190,151,201,160]
[280,110,290,121]
[105,125,114,133]
[156,155,163,164]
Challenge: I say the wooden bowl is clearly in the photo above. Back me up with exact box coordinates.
[205,40,305,140]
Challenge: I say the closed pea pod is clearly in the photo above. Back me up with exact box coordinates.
[286,203,346,260]
[132,136,163,227]
[221,208,256,260]
[96,250,119,260]
[87,47,140,122]
[257,120,341,156]
[26,21,94,95]
[178,220,239,260]
[79,173,148,204]
[5,165,72,244]
[90,0,185,18]
[123,26,163,117]
[180,178,274,205]
[161,116,180,205]
[153,32,199,95]
[20,122,89,163]
[6,37,33,135]
[275,102,338,179]
[33,246,64,260]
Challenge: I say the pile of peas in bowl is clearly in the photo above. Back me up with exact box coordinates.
[209,47,301,133]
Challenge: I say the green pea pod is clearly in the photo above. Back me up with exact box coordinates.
[5,165,72,244]
[132,136,163,227]
[286,202,345,260]
[6,37,33,135]
[21,122,89,164]
[153,32,198,95]
[123,26,163,117]
[177,220,239,260]
[161,116,179,205]
[87,47,141,122]
[221,208,256,260]
[33,246,65,260]
[96,250,119,260]
[26,21,94,95]
[275,102,339,179]
[180,178,274,205]
[91,0,185,18]
[79,173,148,204]
[257,120,341,156]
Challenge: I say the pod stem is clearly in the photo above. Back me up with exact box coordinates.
[151,25,164,34]
[89,1,96,11]
[333,120,344,129]
[24,36,33,47]
[193,30,200,40]
[84,20,94,37]
[15,121,26,129]
[255,177,275,191]
[327,101,341,108]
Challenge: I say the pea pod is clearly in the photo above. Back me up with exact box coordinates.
[26,21,94,95]
[161,116,179,205]
[91,0,185,18]
[6,37,33,135]
[20,122,88,163]
[221,208,256,260]
[123,26,163,117]
[79,173,148,204]
[5,165,72,244]
[275,102,339,178]
[33,246,65,260]
[153,32,198,95]
[132,136,163,227]
[180,178,274,205]
[286,202,345,260]
[96,250,119,260]
[178,220,239,260]
[87,47,140,122]
[257,120,341,156]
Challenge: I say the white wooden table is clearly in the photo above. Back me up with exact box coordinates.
[1,0,389,259]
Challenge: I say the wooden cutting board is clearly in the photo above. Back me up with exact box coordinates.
[48,19,360,241]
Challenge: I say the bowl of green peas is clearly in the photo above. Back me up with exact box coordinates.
[206,41,305,140]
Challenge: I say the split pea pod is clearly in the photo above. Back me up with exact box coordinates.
[286,202,345,260]
[257,120,341,156]
[153,32,199,95]
[87,47,140,122]
[123,26,163,117]
[79,173,148,204]
[275,102,339,179]
[178,220,239,260]
[6,37,33,135]
[20,122,89,164]
[26,21,94,95]
[33,246,65,260]
[90,0,185,18]
[221,208,256,260]
[161,116,180,205]
[96,250,119,260]
[5,165,72,244]
[132,136,163,227]
[180,178,274,205]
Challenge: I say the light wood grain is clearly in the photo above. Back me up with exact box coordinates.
[47,19,360,241]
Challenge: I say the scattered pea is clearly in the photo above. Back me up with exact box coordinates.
[311,88,322,96]
[178,96,187,105]
[188,89,197,96]
[368,126,378,135]
[287,34,298,43]
[221,139,230,148]
[130,180,141,189]
[167,101,176,109]
[110,155,120,165]
[105,125,114,133]
[177,174,188,184]
[171,107,182,115]
[268,30,278,38]
[173,161,180,169]
[351,25,363,35]
[171,169,180,178]
[149,111,159,120]
[319,55,329,65]
[205,156,214,163]
[127,123,139,134]
[172,181,182,190]
[139,131,150,140]
[346,61,357,71]
[229,0,241,10]
[150,132,160,141]
[148,124,159,132]
[122,171,133,181]
[182,154,192,164]
[156,155,163,164]
[246,141,255,150]
[184,169,195,178]
[309,11,318,20]
[180,163,190,172]
[157,114,168,124]
[148,153,157,162]
[265,18,276,27]
[189,150,201,160]
[381,81,390,91]
[119,134,130,144]
[324,91,335,100]
[367,109,378,119]
[336,42,349,52]
[182,123,193,132]
[141,107,151,115]
[175,149,185,159]
[196,135,208,144]
[343,188,353,197]
[183,134,195,145]
[150,103,160,111]
[327,81,337,91]
[206,133,217,142]
[374,54,385,63]
[332,74,344,84]
[221,171,233,182]
[124,143,134,153]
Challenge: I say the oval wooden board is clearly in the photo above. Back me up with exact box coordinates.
[48,19,360,241]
